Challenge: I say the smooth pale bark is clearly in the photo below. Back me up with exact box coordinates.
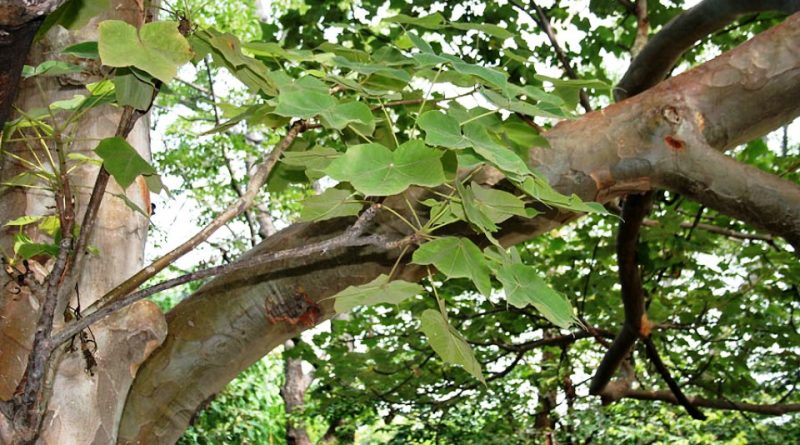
[119,13,800,444]
[0,2,166,444]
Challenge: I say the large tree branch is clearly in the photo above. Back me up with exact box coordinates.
[118,14,800,443]
[589,192,653,396]
[616,0,800,99]
[616,388,800,416]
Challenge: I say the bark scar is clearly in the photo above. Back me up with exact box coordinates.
[264,288,321,328]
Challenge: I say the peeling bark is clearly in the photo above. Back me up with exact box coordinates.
[118,13,800,443]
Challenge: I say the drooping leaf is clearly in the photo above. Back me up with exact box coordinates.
[4,215,44,226]
[384,13,446,29]
[496,264,574,328]
[98,20,193,83]
[22,61,83,78]
[37,0,110,36]
[281,146,340,179]
[112,68,156,110]
[419,309,485,383]
[469,183,532,223]
[62,41,99,59]
[319,101,375,134]
[325,140,445,196]
[274,91,337,119]
[13,234,59,260]
[515,176,610,215]
[449,22,513,39]
[417,111,469,149]
[94,137,157,189]
[332,274,423,313]
[299,189,363,222]
[412,237,492,296]
[463,122,531,178]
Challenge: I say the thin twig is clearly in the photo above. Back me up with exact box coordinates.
[511,0,592,112]
[87,120,309,311]
[642,336,706,419]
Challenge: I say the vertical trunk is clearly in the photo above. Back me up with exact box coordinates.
[282,339,313,445]
[534,331,558,445]
[0,2,166,443]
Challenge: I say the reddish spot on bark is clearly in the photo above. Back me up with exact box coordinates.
[265,289,321,327]
[664,136,685,151]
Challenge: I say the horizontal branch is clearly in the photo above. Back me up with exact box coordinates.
[654,142,800,251]
[49,205,410,349]
[618,389,800,416]
[642,219,775,242]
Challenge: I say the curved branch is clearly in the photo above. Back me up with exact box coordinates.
[589,192,653,395]
[616,0,800,100]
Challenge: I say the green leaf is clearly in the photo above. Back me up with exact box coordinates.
[281,146,340,179]
[112,68,156,110]
[274,91,337,119]
[469,182,530,223]
[419,309,485,383]
[299,189,363,222]
[412,237,492,296]
[463,123,531,178]
[94,136,157,189]
[384,13,445,29]
[37,0,110,36]
[331,274,423,313]
[515,176,610,215]
[38,215,61,238]
[325,140,445,196]
[98,20,193,83]
[319,101,375,134]
[22,61,83,78]
[417,111,469,149]
[4,215,44,226]
[62,41,99,59]
[496,264,574,328]
[449,22,513,39]
[13,234,59,260]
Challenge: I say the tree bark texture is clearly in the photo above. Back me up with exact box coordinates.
[117,13,800,444]
[0,2,166,443]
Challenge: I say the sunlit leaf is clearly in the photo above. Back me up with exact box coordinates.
[300,189,363,222]
[412,237,492,296]
[99,20,193,83]
[325,140,445,196]
[332,274,423,313]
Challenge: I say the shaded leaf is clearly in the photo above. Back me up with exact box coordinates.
[496,264,574,328]
[419,309,485,383]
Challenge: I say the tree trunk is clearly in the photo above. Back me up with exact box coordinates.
[282,339,313,445]
[0,2,165,443]
[118,13,800,444]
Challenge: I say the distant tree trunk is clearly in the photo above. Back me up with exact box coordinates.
[282,338,313,445]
